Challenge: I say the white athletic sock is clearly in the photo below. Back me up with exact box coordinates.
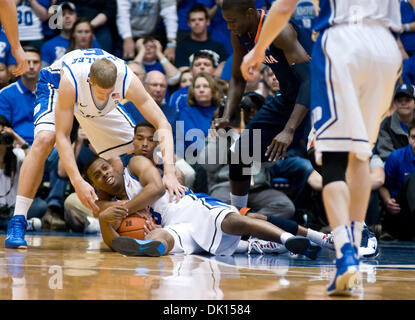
[234,240,249,253]
[14,196,33,219]
[306,228,326,246]
[280,232,293,245]
[351,221,364,248]
[332,225,352,259]
[230,193,248,209]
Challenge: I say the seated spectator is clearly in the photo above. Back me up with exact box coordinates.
[178,67,193,89]
[0,46,41,146]
[176,72,220,159]
[117,0,178,61]
[16,0,51,50]
[175,4,228,77]
[127,60,146,84]
[0,115,47,231]
[376,83,415,162]
[380,119,415,241]
[168,50,219,117]
[400,0,415,57]
[244,64,264,95]
[66,17,100,52]
[122,70,177,128]
[260,65,280,100]
[57,0,116,54]
[133,120,196,189]
[199,92,296,219]
[134,37,181,86]
[41,2,100,66]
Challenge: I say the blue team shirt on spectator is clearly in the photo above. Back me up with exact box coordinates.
[175,103,217,156]
[384,144,415,198]
[0,78,36,145]
[403,56,415,86]
[41,35,101,65]
[220,54,233,81]
[400,0,415,55]
[291,0,315,39]
[142,60,165,74]
[0,30,17,66]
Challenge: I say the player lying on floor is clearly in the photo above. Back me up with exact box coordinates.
[131,120,335,256]
[85,155,334,258]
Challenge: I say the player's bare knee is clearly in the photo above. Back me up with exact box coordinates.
[32,131,55,155]
[221,212,249,235]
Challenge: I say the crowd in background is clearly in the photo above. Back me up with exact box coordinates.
[0,0,414,242]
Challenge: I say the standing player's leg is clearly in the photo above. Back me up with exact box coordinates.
[5,78,58,249]
[310,28,363,296]
[347,27,402,255]
[5,131,56,249]
[229,114,287,209]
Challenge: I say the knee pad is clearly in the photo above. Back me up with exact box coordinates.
[321,152,349,187]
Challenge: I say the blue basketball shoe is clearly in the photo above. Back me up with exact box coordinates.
[5,215,28,249]
[112,236,166,257]
[327,243,360,296]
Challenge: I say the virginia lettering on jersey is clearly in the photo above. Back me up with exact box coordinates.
[263,55,278,64]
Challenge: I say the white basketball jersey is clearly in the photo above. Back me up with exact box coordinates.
[123,167,172,224]
[17,3,43,41]
[57,49,133,118]
[313,0,402,33]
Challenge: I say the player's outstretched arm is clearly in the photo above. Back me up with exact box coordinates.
[241,0,299,79]
[55,73,100,212]
[213,33,247,131]
[125,75,187,202]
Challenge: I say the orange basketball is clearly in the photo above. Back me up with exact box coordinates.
[116,214,146,240]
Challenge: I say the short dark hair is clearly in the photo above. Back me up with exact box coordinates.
[134,120,155,135]
[82,155,102,183]
[408,119,415,135]
[191,50,218,68]
[187,4,209,21]
[222,0,256,13]
[23,45,41,58]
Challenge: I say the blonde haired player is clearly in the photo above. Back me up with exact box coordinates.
[240,0,402,296]
[5,48,186,249]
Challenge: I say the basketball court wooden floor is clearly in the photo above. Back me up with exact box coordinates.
[1,232,415,300]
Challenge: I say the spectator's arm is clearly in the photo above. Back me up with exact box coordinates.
[116,0,132,39]
[160,0,178,61]
[154,39,181,85]
[28,0,49,21]
[370,166,385,190]
[207,0,222,21]
[90,13,108,29]
[116,0,135,59]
